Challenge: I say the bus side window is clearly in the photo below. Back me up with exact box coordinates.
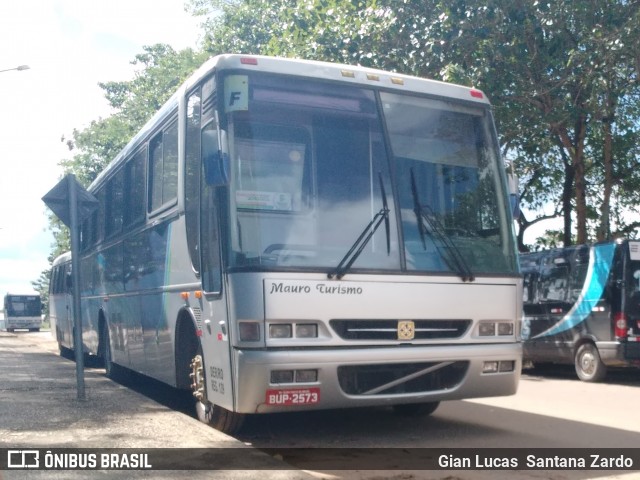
[200,121,223,294]
[629,270,640,317]
[523,272,539,303]
[124,148,147,227]
[540,257,569,303]
[185,88,202,274]
[633,270,640,292]
[65,270,72,291]
[148,118,179,213]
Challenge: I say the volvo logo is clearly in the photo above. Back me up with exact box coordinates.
[397,320,415,340]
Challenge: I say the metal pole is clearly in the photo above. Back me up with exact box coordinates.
[69,175,86,400]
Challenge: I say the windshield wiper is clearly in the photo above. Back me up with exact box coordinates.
[328,173,391,280]
[410,168,475,282]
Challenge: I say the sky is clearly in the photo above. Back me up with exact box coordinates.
[0,0,201,299]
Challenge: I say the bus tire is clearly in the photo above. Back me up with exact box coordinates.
[59,345,74,360]
[393,401,440,417]
[574,343,607,382]
[190,345,245,435]
[195,401,245,435]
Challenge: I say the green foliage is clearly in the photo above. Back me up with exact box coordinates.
[192,0,640,250]
[530,229,568,252]
[60,44,207,187]
[39,43,206,295]
[100,45,208,132]
[191,0,397,66]
[40,0,640,303]
[59,115,134,187]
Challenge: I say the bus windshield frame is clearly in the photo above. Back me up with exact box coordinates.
[220,72,518,277]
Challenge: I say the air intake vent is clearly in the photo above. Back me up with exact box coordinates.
[330,319,471,341]
[338,361,468,395]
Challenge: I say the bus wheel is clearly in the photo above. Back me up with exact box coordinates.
[393,401,440,417]
[195,400,245,435]
[190,353,244,434]
[574,343,607,382]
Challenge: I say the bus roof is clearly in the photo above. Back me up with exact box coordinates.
[187,54,490,105]
[89,54,491,192]
[52,251,72,266]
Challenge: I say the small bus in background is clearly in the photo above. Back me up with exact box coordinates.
[521,239,640,381]
[1,292,42,332]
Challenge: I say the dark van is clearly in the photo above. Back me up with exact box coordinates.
[521,239,640,381]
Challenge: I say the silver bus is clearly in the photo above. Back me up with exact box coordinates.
[2,292,42,332]
[51,54,522,433]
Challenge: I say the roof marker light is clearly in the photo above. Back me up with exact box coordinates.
[366,73,380,81]
[341,70,355,78]
[240,57,258,65]
[470,89,484,99]
[391,77,404,85]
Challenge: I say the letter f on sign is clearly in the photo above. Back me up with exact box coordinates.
[224,75,249,112]
[229,92,241,106]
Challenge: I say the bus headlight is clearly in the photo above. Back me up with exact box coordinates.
[497,322,514,336]
[271,370,294,383]
[482,361,499,373]
[478,321,514,336]
[295,369,318,382]
[479,322,496,336]
[296,324,318,338]
[267,323,319,339]
[269,324,292,339]
[483,361,516,373]
[239,322,260,341]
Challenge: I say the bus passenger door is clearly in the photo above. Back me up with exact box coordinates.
[199,172,235,412]
[199,106,235,411]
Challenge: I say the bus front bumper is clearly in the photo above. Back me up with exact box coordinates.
[233,342,522,414]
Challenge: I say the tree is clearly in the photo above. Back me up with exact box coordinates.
[190,0,640,249]
[38,44,206,297]
[191,0,396,65]
[393,0,640,247]
[61,44,207,187]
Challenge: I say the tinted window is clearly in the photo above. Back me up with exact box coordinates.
[185,89,202,273]
[105,170,124,236]
[125,148,146,226]
[149,119,179,213]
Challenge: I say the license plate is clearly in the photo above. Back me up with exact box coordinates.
[265,387,320,406]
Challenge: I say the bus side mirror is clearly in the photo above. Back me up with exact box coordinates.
[507,171,519,218]
[203,151,230,186]
[202,128,229,186]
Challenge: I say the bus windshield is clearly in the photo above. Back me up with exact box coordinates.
[225,74,517,276]
[5,295,41,317]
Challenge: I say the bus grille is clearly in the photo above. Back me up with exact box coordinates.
[330,319,471,341]
[338,361,468,395]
